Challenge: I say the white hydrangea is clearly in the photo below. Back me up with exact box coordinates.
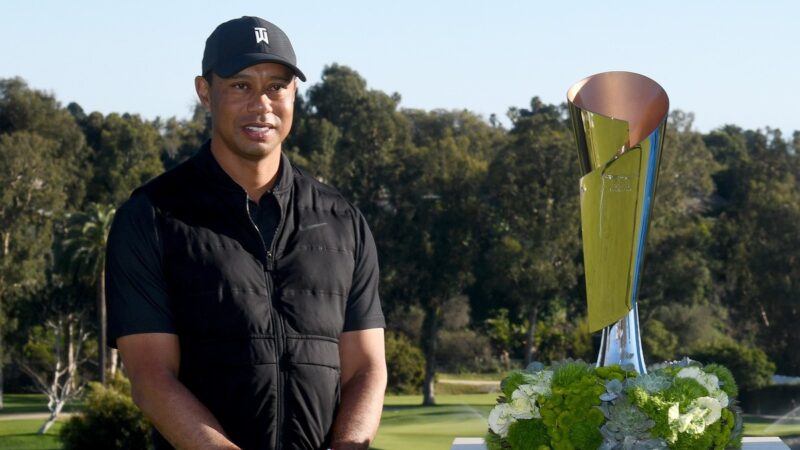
[716,390,730,408]
[676,367,729,407]
[489,372,554,438]
[676,367,715,392]
[510,384,543,419]
[522,369,554,396]
[488,403,515,437]
[667,396,723,437]
[693,396,723,426]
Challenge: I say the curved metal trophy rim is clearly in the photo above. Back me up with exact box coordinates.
[567,71,669,151]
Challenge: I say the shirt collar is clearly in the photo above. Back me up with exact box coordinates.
[192,139,294,195]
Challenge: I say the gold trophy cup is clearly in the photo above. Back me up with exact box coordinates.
[567,72,669,374]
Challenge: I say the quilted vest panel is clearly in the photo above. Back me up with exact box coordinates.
[140,150,359,450]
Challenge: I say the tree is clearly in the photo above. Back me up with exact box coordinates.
[158,103,211,170]
[710,126,800,373]
[479,98,581,366]
[15,282,92,433]
[0,132,69,408]
[303,64,412,214]
[283,97,341,185]
[76,111,164,206]
[637,110,721,340]
[483,308,527,367]
[0,78,90,205]
[61,203,116,384]
[0,78,88,407]
[717,175,800,372]
[436,295,494,374]
[378,109,493,405]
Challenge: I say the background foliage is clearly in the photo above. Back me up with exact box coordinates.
[1,67,798,411]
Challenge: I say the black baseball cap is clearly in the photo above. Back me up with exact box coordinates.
[202,16,306,81]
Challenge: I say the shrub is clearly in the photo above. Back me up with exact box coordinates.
[60,374,151,450]
[642,318,679,362]
[534,312,593,363]
[385,331,425,394]
[386,305,424,343]
[688,340,775,392]
[437,329,496,373]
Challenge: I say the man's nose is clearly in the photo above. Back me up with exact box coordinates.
[249,93,273,113]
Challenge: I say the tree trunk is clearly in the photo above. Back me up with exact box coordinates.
[0,291,4,410]
[109,348,119,378]
[0,332,4,410]
[37,399,64,434]
[97,266,107,385]
[1,233,6,410]
[421,304,440,406]
[523,307,539,368]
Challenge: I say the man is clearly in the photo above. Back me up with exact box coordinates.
[106,16,387,450]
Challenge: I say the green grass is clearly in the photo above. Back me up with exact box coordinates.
[1,394,52,415]
[371,394,496,450]
[435,383,499,395]
[0,419,63,450]
[372,395,800,450]
[0,394,76,450]
[743,414,800,438]
[382,394,498,407]
[3,393,799,450]
[438,372,505,382]
[0,394,83,415]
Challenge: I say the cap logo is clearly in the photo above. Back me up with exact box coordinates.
[254,27,269,44]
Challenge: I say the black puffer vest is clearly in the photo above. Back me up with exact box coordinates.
[138,143,365,450]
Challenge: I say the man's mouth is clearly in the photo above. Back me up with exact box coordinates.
[242,124,274,140]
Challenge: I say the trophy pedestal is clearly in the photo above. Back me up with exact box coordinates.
[450,437,791,450]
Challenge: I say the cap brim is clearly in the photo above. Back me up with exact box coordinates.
[213,53,306,81]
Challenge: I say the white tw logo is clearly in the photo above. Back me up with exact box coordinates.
[254,27,269,44]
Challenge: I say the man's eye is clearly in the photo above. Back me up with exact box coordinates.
[232,82,248,90]
[269,84,287,91]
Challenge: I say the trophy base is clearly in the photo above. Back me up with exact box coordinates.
[596,303,647,374]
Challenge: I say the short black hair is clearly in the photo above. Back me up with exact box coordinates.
[203,71,214,86]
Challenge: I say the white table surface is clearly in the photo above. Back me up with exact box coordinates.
[450,436,790,450]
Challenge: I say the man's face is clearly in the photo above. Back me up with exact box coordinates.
[196,63,297,161]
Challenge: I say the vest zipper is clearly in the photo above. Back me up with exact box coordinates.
[245,194,286,450]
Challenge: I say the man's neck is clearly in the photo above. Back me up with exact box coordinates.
[209,141,282,201]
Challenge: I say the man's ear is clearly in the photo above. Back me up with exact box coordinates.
[291,77,299,99]
[195,76,211,110]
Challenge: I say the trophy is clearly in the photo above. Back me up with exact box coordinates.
[567,72,669,374]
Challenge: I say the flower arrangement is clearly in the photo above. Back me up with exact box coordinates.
[486,358,743,450]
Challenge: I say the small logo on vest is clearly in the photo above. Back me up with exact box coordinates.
[298,222,328,232]
[254,27,269,44]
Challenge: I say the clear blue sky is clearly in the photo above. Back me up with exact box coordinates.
[1,0,797,135]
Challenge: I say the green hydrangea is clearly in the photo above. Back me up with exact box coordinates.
[702,364,739,399]
[490,362,741,449]
[551,361,593,387]
[485,429,510,450]
[503,371,533,398]
[507,419,551,449]
[540,364,605,449]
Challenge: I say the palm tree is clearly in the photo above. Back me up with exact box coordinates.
[61,203,116,384]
